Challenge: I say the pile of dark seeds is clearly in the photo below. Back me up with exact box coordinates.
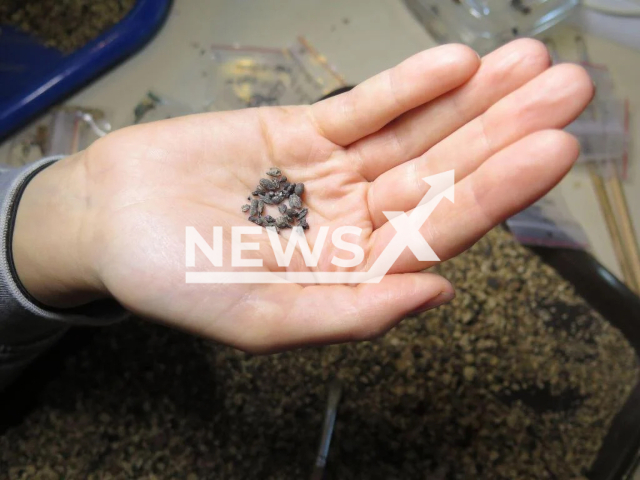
[0,0,136,52]
[241,167,309,233]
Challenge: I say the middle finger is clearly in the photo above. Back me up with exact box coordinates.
[367,63,594,228]
[348,38,552,181]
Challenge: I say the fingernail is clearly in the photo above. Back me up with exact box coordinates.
[412,291,455,314]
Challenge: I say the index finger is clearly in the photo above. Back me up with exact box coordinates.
[308,44,480,147]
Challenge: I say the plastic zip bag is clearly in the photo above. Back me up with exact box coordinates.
[506,190,590,249]
[3,107,110,166]
[206,38,344,111]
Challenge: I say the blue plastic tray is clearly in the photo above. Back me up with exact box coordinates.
[0,0,172,139]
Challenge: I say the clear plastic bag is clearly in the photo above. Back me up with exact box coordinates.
[206,46,296,110]
[288,37,346,99]
[3,107,110,167]
[506,39,630,251]
[205,38,344,111]
[506,189,590,249]
[565,63,629,179]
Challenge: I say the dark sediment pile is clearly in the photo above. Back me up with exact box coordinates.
[0,227,637,479]
[0,0,136,52]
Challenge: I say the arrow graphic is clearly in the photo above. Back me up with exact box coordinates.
[363,170,455,282]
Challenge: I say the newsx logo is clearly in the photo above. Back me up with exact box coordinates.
[185,171,454,284]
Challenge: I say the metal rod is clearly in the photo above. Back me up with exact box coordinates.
[310,380,342,480]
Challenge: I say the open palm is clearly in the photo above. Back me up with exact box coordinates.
[78,39,592,352]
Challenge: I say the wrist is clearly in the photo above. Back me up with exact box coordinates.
[12,152,108,308]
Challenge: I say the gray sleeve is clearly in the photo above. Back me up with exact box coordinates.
[0,157,129,390]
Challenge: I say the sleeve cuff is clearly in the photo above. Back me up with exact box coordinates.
[0,157,130,332]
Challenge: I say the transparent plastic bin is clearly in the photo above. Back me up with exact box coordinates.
[404,0,579,53]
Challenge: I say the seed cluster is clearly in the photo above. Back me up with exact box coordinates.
[241,167,309,233]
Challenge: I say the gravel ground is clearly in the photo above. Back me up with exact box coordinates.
[0,0,137,52]
[0,227,638,479]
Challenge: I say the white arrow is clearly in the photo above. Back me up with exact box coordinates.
[411,170,455,227]
[364,170,455,281]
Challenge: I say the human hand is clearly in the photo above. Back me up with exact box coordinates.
[13,39,593,352]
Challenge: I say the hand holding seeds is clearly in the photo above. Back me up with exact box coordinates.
[13,40,593,352]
